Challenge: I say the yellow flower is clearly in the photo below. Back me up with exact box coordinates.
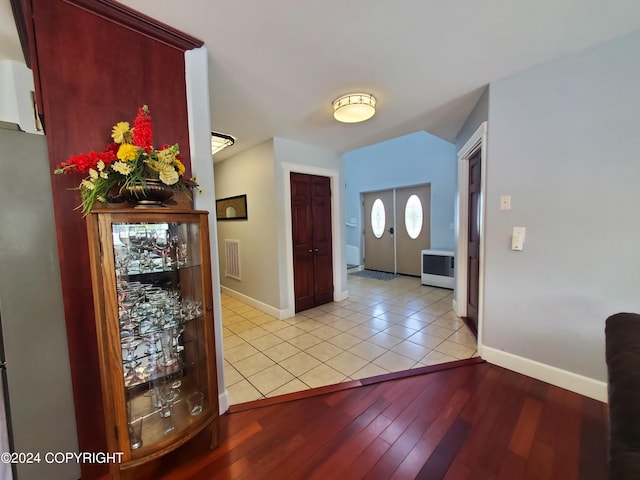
[156,145,178,165]
[173,159,185,176]
[117,144,139,162]
[111,122,131,144]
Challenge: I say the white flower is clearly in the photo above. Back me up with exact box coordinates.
[112,161,133,175]
[100,171,109,179]
[159,167,179,185]
[97,160,105,171]
[89,168,98,179]
[81,179,95,190]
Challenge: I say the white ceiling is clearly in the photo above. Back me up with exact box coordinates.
[3,1,640,161]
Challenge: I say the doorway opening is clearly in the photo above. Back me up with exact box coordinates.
[455,121,487,349]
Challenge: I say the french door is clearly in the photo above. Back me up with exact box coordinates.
[363,185,430,276]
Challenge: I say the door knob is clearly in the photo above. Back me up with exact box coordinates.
[308,249,313,253]
[389,227,394,234]
[314,248,319,252]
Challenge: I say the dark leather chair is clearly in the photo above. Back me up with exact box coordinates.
[605,312,640,479]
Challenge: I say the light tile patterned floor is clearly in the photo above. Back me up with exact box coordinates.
[222,274,478,404]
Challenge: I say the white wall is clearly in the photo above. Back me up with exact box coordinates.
[483,30,640,393]
[214,140,280,309]
[0,60,42,134]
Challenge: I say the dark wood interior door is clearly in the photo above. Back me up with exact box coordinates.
[291,173,334,312]
[467,151,481,331]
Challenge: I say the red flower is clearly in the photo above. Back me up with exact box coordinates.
[54,149,116,174]
[107,142,120,155]
[133,105,153,149]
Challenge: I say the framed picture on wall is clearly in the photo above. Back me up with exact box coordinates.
[216,194,248,220]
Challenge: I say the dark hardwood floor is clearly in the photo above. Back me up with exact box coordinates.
[132,360,608,480]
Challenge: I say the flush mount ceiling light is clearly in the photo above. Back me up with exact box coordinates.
[332,93,376,123]
[211,131,235,155]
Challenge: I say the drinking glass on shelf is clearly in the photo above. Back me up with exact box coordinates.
[118,226,131,252]
[119,287,143,333]
[187,391,204,416]
[121,336,144,386]
[160,326,178,367]
[128,416,143,450]
[114,246,131,278]
[177,241,189,267]
[143,332,162,379]
[128,225,148,269]
[160,390,179,435]
[152,228,171,269]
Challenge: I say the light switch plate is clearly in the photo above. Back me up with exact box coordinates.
[511,226,526,251]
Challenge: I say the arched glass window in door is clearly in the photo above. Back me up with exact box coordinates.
[370,198,385,238]
[404,194,423,239]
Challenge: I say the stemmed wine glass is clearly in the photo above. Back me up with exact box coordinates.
[119,287,143,333]
[128,225,149,271]
[178,241,189,267]
[152,228,171,270]
[121,335,144,386]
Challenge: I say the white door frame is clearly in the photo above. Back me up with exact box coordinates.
[281,162,346,319]
[454,121,487,352]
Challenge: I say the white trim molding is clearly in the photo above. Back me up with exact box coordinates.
[456,121,488,352]
[482,346,608,402]
[221,285,289,320]
[185,47,229,413]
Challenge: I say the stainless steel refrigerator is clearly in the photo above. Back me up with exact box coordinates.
[0,124,79,480]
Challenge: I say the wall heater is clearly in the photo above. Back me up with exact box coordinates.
[421,249,455,289]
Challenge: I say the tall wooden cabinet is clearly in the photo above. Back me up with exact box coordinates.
[21,3,205,475]
[290,173,334,312]
[86,208,219,478]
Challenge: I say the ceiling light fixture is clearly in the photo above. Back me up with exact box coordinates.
[332,93,376,123]
[211,131,235,155]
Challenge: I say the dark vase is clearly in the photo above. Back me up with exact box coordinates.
[105,183,128,204]
[126,178,174,207]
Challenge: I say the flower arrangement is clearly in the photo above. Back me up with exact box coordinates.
[54,105,198,215]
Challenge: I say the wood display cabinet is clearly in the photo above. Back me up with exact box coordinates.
[86,208,219,477]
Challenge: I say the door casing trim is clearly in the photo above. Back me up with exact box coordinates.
[455,121,487,352]
[281,162,346,319]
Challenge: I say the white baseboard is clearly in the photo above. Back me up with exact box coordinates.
[481,346,608,403]
[218,389,230,414]
[220,286,289,319]
[334,289,349,302]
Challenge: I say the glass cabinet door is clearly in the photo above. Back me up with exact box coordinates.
[109,219,212,456]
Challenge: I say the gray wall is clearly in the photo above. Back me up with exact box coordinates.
[455,86,489,151]
[483,30,640,382]
[214,140,280,308]
[0,127,79,479]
